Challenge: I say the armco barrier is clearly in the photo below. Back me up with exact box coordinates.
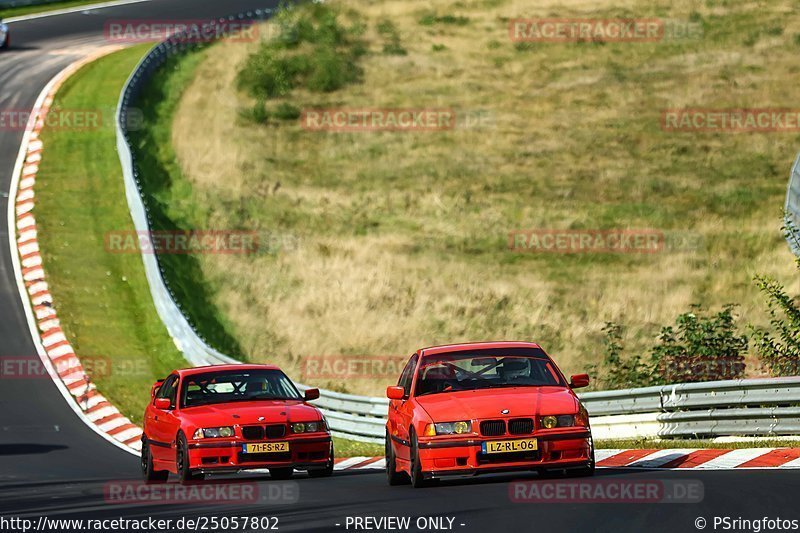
[115,11,800,445]
[114,8,390,444]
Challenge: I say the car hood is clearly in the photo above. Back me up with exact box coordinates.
[416,386,579,421]
[181,400,321,425]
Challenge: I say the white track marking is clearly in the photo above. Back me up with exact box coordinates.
[7,51,139,458]
[694,448,775,469]
[5,0,155,23]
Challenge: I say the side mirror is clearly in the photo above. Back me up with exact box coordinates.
[154,398,171,410]
[386,386,405,400]
[151,380,164,398]
[304,388,320,401]
[570,373,590,389]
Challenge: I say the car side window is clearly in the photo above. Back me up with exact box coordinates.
[398,354,418,397]
[156,375,178,408]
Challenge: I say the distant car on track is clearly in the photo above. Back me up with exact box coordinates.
[0,19,9,50]
[141,364,333,483]
[385,341,594,487]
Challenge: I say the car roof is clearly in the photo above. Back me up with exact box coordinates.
[174,364,281,377]
[419,341,543,357]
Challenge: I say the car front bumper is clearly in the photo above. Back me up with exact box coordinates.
[187,434,332,472]
[416,429,592,478]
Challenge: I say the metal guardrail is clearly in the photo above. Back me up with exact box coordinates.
[582,378,800,438]
[115,12,800,445]
[114,8,392,444]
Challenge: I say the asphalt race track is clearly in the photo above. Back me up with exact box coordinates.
[0,3,799,532]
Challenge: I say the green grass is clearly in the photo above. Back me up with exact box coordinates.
[152,0,800,396]
[333,436,384,457]
[31,45,377,456]
[125,46,247,359]
[34,44,186,424]
[1,0,104,19]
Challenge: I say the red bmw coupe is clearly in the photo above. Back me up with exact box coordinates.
[141,364,333,483]
[385,342,593,487]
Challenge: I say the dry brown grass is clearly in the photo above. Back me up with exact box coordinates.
[167,0,800,395]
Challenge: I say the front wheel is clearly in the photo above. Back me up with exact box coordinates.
[176,433,203,484]
[409,430,428,488]
[141,439,168,484]
[308,443,334,478]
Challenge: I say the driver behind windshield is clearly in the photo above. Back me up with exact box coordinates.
[415,350,564,396]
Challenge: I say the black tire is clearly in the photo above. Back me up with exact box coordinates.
[269,467,294,480]
[308,443,334,478]
[141,439,168,484]
[409,430,428,488]
[176,432,203,484]
[0,35,8,50]
[385,432,409,486]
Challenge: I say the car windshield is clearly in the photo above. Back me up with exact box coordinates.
[181,369,302,407]
[415,348,565,396]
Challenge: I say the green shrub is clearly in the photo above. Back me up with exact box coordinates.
[649,305,747,384]
[307,46,361,92]
[751,219,800,376]
[237,3,365,99]
[273,102,301,120]
[597,306,747,389]
[596,322,649,390]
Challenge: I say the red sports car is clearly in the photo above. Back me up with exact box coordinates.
[141,364,333,483]
[385,342,593,487]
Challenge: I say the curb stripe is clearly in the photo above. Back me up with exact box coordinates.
[597,449,658,467]
[736,448,800,468]
[658,449,731,469]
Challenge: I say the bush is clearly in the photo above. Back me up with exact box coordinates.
[597,306,747,389]
[237,49,307,98]
[596,322,649,390]
[237,3,365,100]
[307,47,361,92]
[650,305,747,384]
[273,102,301,121]
[240,101,269,124]
[752,220,800,375]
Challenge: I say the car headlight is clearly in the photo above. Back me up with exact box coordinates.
[192,426,234,439]
[423,421,472,436]
[540,415,575,429]
[291,421,322,433]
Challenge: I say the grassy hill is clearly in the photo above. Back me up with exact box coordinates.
[145,0,800,395]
